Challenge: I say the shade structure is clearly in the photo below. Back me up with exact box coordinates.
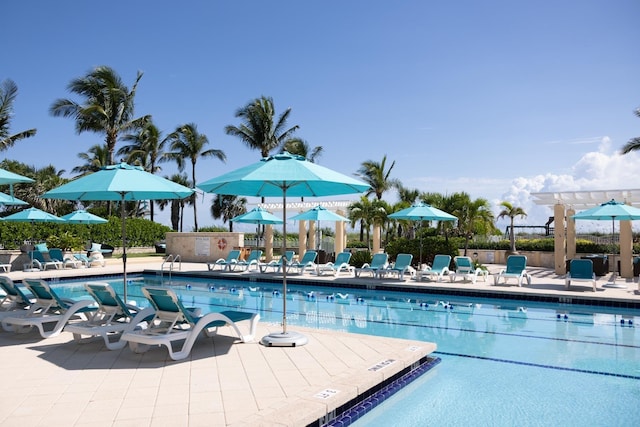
[60,209,108,224]
[197,152,369,347]
[388,202,457,265]
[231,207,283,249]
[0,167,34,198]
[289,205,350,250]
[0,191,28,206]
[572,199,640,288]
[42,163,194,300]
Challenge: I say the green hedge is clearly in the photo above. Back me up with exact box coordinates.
[385,236,459,266]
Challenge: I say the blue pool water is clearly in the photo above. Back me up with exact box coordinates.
[55,275,640,426]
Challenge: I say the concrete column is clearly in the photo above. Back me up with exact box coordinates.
[619,220,633,278]
[566,207,576,260]
[265,225,274,262]
[298,220,307,256]
[554,203,566,274]
[373,223,381,253]
[308,221,316,251]
[335,220,345,254]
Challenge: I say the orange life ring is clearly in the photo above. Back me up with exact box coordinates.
[217,238,227,250]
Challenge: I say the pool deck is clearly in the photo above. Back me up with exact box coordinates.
[1,257,639,426]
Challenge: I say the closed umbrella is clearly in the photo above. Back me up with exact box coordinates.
[388,202,457,266]
[231,207,283,250]
[289,205,349,250]
[42,162,194,300]
[572,199,640,288]
[197,152,369,347]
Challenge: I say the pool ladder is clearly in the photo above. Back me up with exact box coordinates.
[161,254,181,279]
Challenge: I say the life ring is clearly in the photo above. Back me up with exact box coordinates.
[217,238,227,250]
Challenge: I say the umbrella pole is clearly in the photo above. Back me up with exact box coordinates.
[121,194,128,301]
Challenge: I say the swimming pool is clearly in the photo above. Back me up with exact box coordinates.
[56,275,640,426]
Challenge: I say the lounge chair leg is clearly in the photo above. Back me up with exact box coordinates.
[129,342,150,354]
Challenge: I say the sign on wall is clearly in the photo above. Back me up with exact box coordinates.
[195,236,210,256]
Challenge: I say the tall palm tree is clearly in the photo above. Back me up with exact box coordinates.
[72,144,110,175]
[225,96,300,158]
[156,173,191,231]
[0,79,37,151]
[498,201,527,253]
[211,194,247,232]
[356,155,399,200]
[165,123,226,231]
[620,107,640,154]
[282,139,323,162]
[50,65,148,165]
[453,194,494,255]
[118,121,167,221]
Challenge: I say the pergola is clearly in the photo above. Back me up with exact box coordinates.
[531,189,640,278]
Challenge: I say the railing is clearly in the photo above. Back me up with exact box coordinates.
[161,254,181,280]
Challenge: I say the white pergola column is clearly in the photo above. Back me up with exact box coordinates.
[373,223,381,253]
[298,220,307,257]
[566,207,576,260]
[265,224,274,262]
[620,220,633,278]
[554,203,566,274]
[308,221,316,251]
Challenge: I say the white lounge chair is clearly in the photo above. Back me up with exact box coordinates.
[1,279,96,338]
[49,248,84,269]
[29,250,63,270]
[64,282,155,350]
[234,249,263,272]
[120,286,260,360]
[416,254,451,282]
[379,253,415,280]
[208,249,241,271]
[288,250,318,274]
[259,251,295,273]
[494,255,532,286]
[565,259,597,291]
[317,252,354,276]
[0,276,33,311]
[450,256,488,284]
[355,253,389,278]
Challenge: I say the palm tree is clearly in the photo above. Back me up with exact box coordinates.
[356,155,399,200]
[498,201,527,253]
[72,144,110,175]
[282,139,323,162]
[225,96,300,158]
[453,195,495,255]
[118,121,167,221]
[49,65,148,165]
[157,173,191,231]
[165,123,226,231]
[0,79,37,151]
[211,195,247,232]
[621,108,640,154]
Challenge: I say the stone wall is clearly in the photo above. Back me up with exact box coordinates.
[165,232,245,263]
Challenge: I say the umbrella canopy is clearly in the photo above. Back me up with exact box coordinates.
[197,152,369,346]
[60,209,108,224]
[572,199,640,288]
[42,162,194,300]
[0,191,28,206]
[231,207,283,225]
[2,207,65,223]
[0,168,34,185]
[288,205,349,222]
[389,202,457,265]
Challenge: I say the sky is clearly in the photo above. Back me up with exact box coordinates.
[3,1,640,235]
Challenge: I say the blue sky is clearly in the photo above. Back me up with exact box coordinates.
[4,1,640,233]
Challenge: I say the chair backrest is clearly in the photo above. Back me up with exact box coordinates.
[334,252,352,265]
[30,251,47,263]
[226,250,241,262]
[34,242,49,253]
[85,282,131,317]
[143,286,197,325]
[454,256,473,272]
[299,250,318,264]
[505,255,527,274]
[247,250,262,263]
[23,279,69,310]
[282,250,295,264]
[393,253,413,269]
[431,255,451,271]
[48,248,64,262]
[570,259,593,279]
[370,253,389,268]
[0,276,31,305]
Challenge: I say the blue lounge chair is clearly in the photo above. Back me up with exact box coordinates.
[565,259,597,291]
[73,253,105,267]
[416,254,451,282]
[234,249,263,272]
[355,253,389,278]
[0,276,33,314]
[208,249,241,271]
[49,248,83,269]
[317,252,354,276]
[450,256,488,284]
[120,286,259,360]
[288,250,318,274]
[29,250,63,271]
[64,282,155,350]
[1,279,96,338]
[259,250,295,273]
[494,255,532,287]
[379,253,415,280]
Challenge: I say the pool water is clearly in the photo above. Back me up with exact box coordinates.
[56,276,640,426]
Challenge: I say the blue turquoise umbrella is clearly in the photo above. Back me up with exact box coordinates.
[197,152,369,346]
[232,207,283,249]
[42,163,194,300]
[0,191,28,206]
[0,168,34,198]
[389,202,457,265]
[60,209,108,224]
[289,205,349,250]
